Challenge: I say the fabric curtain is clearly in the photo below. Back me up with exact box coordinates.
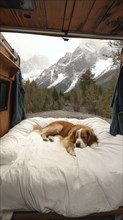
[10,70,26,128]
[110,66,123,135]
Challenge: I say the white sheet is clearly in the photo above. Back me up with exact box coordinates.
[0,117,123,218]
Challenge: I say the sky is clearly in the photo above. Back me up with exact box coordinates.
[2,32,109,65]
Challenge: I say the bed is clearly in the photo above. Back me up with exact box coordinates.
[0,116,123,220]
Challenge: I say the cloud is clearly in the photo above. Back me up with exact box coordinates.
[79,38,109,51]
[2,32,110,65]
[2,32,80,65]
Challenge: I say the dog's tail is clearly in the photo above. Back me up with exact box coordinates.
[32,124,43,134]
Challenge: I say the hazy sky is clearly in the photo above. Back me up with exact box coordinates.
[2,32,109,65]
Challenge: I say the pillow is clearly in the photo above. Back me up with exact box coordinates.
[0,135,19,165]
[0,118,40,165]
[0,118,36,165]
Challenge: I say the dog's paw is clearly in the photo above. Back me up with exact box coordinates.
[70,150,76,156]
[43,137,49,142]
[67,148,76,156]
[91,142,98,148]
[48,136,54,142]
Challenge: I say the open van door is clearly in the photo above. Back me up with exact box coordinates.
[0,33,25,137]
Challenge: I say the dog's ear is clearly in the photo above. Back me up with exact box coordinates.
[86,129,98,146]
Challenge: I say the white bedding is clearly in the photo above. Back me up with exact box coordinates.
[0,117,123,218]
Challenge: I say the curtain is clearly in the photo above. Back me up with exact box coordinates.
[110,66,123,135]
[10,70,26,128]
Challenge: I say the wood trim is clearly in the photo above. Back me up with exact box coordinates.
[0,33,20,136]
[0,78,12,137]
[0,50,19,78]
[1,26,123,40]
[12,207,123,220]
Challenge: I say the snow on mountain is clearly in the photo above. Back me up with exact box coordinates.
[91,58,114,78]
[22,69,42,81]
[21,55,50,81]
[65,77,78,93]
[48,73,67,88]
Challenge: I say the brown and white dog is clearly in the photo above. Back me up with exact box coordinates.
[34,121,98,156]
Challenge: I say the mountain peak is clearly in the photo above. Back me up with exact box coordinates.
[72,46,82,55]
[21,54,50,81]
[57,52,72,65]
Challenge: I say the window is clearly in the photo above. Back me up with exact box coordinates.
[0,80,10,111]
[0,0,35,10]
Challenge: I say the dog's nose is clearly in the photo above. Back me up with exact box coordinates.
[76,142,80,148]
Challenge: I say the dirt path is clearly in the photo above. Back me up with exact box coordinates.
[26,110,111,123]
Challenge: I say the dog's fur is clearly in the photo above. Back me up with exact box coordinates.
[34,121,98,156]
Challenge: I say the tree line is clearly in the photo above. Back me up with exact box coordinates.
[23,68,118,118]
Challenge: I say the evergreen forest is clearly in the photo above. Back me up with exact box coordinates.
[23,69,118,119]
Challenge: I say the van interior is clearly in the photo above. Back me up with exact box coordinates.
[0,1,123,220]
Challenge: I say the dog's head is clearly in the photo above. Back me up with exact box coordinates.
[69,126,98,149]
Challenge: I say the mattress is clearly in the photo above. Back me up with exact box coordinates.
[0,117,123,219]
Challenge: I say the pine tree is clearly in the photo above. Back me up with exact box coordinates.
[52,87,60,110]
[109,40,123,65]
[97,75,118,118]
[52,87,59,102]
[78,69,95,105]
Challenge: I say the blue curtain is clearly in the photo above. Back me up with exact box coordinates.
[10,70,26,128]
[110,66,123,135]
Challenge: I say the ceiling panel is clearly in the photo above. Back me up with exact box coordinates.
[0,0,123,40]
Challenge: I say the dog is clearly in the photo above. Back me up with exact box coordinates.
[34,120,98,156]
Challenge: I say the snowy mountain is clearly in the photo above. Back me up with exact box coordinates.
[35,46,98,92]
[35,44,116,92]
[21,55,50,81]
[21,43,117,92]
